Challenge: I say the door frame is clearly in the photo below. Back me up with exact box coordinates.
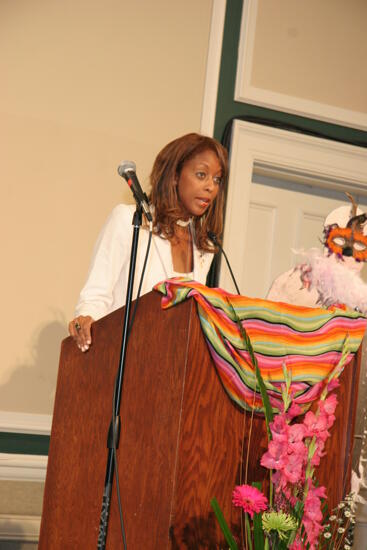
[220,119,367,291]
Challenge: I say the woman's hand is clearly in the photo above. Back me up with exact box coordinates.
[68,315,94,352]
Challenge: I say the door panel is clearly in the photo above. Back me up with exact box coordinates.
[227,172,367,299]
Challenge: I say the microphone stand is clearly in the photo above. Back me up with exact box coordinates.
[97,206,142,549]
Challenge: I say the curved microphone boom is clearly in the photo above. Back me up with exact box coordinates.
[208,232,241,295]
[118,160,153,222]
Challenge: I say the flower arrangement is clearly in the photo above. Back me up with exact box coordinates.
[211,318,356,549]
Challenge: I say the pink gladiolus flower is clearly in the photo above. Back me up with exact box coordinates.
[316,430,330,443]
[289,440,308,460]
[310,439,328,467]
[283,451,304,483]
[289,538,303,550]
[232,484,268,518]
[304,495,323,523]
[286,402,302,420]
[319,394,338,428]
[302,517,322,550]
[303,410,328,438]
[327,378,340,392]
[269,414,288,442]
[308,485,327,499]
[271,470,286,491]
[320,394,338,415]
[328,414,336,428]
[276,441,307,485]
[288,423,306,444]
[302,484,326,548]
[261,440,288,470]
[272,469,292,492]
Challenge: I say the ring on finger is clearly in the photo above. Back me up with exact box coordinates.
[75,321,81,332]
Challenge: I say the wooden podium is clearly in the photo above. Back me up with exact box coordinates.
[39,290,360,549]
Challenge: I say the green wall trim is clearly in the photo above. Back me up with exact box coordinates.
[0,432,50,456]
[214,0,367,147]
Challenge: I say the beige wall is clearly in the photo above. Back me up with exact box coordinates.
[1,0,213,414]
[251,0,367,112]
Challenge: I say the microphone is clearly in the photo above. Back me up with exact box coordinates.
[208,232,241,295]
[117,161,153,222]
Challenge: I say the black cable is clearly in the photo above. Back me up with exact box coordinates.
[208,232,241,295]
[111,225,153,549]
[127,227,153,336]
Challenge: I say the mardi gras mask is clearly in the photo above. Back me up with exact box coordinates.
[324,217,367,261]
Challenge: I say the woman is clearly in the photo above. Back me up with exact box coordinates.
[69,133,228,351]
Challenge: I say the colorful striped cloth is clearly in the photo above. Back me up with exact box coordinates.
[154,278,367,413]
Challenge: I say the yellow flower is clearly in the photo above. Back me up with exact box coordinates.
[262,511,297,541]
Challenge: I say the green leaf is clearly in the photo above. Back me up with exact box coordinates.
[210,497,238,550]
[251,482,265,550]
[281,363,292,412]
[278,539,289,550]
[294,500,304,521]
[227,299,274,438]
[244,513,253,550]
[252,512,264,550]
[283,362,291,393]
[254,359,274,440]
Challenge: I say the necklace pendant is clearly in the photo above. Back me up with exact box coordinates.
[176,218,192,227]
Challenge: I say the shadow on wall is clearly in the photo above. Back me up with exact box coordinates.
[0,539,38,550]
[0,312,67,415]
[0,514,39,549]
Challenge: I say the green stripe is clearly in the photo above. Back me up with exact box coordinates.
[0,432,49,456]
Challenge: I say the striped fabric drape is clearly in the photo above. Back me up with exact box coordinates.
[155,278,367,413]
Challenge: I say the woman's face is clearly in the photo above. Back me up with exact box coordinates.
[176,149,222,218]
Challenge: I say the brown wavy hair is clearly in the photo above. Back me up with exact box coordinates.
[148,133,228,252]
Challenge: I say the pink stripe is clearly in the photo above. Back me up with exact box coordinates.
[240,317,366,337]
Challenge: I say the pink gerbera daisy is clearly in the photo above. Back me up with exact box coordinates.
[232,484,268,518]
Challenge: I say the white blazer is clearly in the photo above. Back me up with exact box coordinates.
[75,204,214,320]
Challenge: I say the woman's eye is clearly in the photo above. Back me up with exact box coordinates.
[332,237,345,246]
[354,241,367,251]
[213,176,223,185]
[196,171,206,179]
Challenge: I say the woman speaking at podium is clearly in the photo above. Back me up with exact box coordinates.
[68,133,228,352]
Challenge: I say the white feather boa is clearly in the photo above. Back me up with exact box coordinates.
[294,248,367,314]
